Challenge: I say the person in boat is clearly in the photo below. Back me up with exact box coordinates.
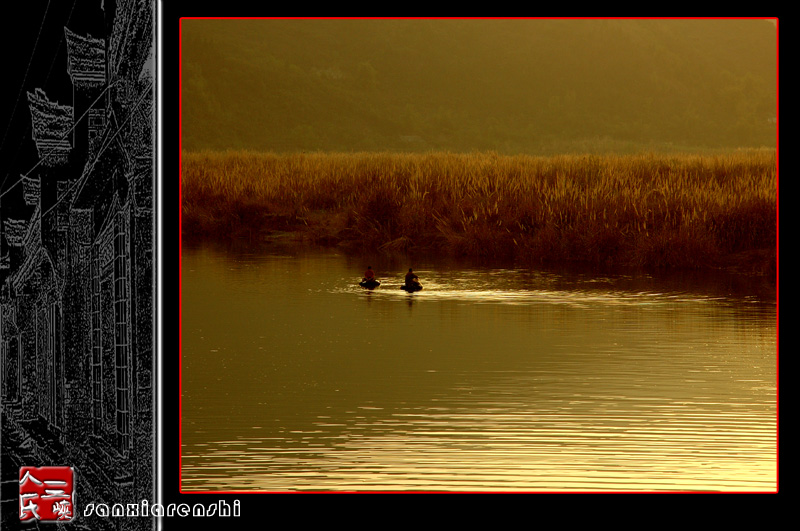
[404,268,419,288]
[363,266,375,282]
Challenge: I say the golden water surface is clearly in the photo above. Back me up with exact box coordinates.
[180,246,777,492]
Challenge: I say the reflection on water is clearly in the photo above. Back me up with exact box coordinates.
[180,245,777,492]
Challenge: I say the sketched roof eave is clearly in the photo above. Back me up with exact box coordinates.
[64,27,106,85]
[27,89,73,162]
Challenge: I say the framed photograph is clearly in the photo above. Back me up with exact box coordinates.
[1,8,780,528]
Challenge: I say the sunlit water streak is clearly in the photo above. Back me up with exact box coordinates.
[181,246,777,492]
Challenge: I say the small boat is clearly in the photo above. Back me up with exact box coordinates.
[400,281,423,292]
[359,278,381,289]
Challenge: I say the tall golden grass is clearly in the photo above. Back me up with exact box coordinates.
[181,149,777,271]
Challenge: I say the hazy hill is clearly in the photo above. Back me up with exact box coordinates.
[180,19,777,155]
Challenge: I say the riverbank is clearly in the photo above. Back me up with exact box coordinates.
[181,149,777,278]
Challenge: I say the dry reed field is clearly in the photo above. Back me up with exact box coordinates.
[181,149,777,273]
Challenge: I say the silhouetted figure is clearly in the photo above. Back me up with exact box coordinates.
[402,268,422,291]
[360,266,380,288]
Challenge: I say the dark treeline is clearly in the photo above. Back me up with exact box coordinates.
[181,19,777,155]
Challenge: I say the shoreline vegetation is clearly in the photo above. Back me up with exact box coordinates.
[181,149,777,277]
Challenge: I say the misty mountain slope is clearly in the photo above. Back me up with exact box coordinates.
[180,19,777,154]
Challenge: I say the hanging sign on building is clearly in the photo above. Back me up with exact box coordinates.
[27,89,72,166]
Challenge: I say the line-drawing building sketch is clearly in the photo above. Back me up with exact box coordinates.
[1,1,154,529]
